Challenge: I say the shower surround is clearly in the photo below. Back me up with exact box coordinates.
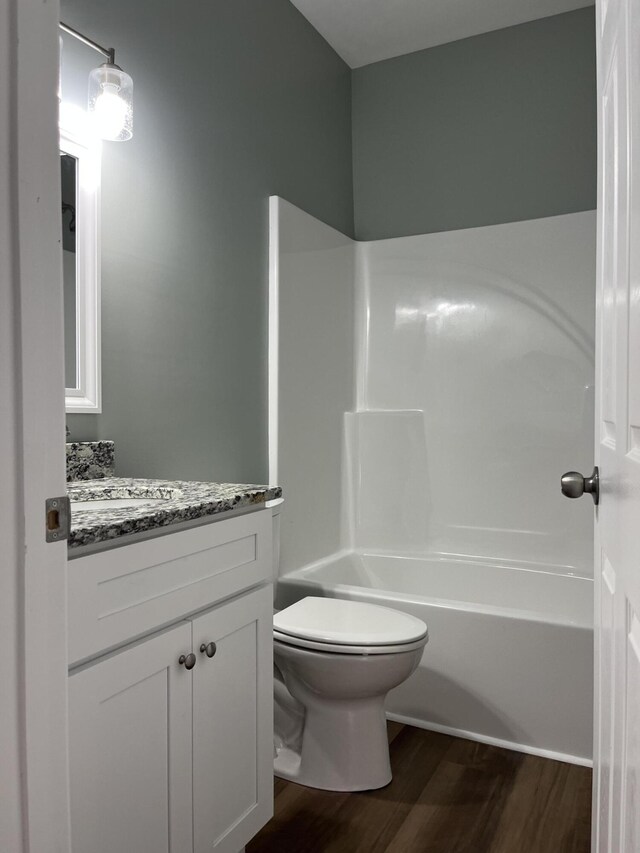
[270,197,595,763]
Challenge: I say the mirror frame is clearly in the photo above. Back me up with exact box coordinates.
[60,119,102,413]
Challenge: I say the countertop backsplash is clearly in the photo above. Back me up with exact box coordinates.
[66,441,115,482]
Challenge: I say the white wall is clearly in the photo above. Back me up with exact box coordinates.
[355,211,596,574]
[272,202,596,578]
[270,197,355,574]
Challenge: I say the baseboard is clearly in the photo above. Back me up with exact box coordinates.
[386,712,593,768]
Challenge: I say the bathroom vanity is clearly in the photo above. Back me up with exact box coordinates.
[66,465,280,853]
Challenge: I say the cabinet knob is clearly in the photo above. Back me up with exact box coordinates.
[200,641,217,658]
[178,652,196,670]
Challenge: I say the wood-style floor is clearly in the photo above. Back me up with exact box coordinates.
[248,723,592,853]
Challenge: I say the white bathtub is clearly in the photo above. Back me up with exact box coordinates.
[276,551,594,765]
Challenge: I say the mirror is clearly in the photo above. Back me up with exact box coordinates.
[61,119,101,412]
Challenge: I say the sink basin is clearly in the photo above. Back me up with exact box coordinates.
[71,498,168,511]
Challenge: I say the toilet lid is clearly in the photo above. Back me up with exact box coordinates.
[273,597,428,646]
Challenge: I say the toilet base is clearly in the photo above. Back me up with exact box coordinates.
[273,746,303,782]
[274,694,393,792]
[274,748,392,792]
[273,633,426,792]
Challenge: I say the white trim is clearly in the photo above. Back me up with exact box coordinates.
[386,712,593,768]
[268,196,280,486]
[12,0,72,848]
[60,116,102,413]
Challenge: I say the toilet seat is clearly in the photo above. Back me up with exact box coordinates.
[273,629,428,655]
[273,597,428,655]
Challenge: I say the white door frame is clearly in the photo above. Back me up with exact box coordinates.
[1,0,71,850]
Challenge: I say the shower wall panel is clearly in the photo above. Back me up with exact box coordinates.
[270,197,355,575]
[356,211,596,574]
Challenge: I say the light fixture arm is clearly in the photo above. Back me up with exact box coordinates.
[59,21,116,66]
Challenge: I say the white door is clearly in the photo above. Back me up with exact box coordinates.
[191,586,273,853]
[1,0,71,851]
[68,623,194,853]
[592,0,640,848]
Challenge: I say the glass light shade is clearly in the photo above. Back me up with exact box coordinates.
[88,63,133,141]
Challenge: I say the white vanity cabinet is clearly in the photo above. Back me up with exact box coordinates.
[67,509,274,853]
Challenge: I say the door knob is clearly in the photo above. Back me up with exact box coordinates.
[178,652,196,670]
[200,642,217,658]
[560,467,599,505]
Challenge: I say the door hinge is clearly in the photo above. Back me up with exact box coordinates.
[46,495,70,542]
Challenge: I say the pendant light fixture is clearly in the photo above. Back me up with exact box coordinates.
[59,22,133,141]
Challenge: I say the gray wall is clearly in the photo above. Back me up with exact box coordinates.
[63,0,353,481]
[352,7,596,240]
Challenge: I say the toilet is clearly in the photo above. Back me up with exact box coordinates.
[269,502,429,792]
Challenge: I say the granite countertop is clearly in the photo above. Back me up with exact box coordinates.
[67,477,282,549]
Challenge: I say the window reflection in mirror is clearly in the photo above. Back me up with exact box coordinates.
[61,152,78,390]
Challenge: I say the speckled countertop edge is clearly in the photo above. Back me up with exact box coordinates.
[67,477,282,549]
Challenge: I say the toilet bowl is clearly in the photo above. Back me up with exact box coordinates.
[272,596,428,792]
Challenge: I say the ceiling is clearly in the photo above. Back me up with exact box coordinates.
[288,0,594,68]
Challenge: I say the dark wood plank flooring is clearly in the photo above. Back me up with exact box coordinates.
[248,723,592,853]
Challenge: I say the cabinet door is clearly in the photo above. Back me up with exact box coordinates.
[191,585,273,853]
[69,622,193,853]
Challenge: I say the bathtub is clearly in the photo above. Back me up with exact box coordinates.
[276,550,594,765]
